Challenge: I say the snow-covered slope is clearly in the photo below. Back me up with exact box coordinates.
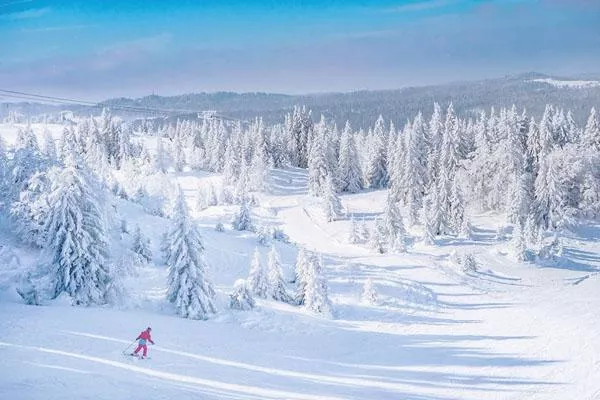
[531,78,600,89]
[1,147,600,400]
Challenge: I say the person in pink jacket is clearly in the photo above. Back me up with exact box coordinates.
[131,327,155,358]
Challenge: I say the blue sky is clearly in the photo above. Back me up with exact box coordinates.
[0,0,598,100]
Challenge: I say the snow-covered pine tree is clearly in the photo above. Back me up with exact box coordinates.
[383,195,407,250]
[307,117,330,197]
[458,217,473,240]
[508,172,533,226]
[323,173,343,222]
[153,136,169,173]
[533,154,562,231]
[11,172,51,247]
[461,253,479,273]
[9,125,46,201]
[132,225,152,264]
[286,106,314,168]
[365,115,389,188]
[248,248,269,298]
[209,121,228,172]
[359,217,370,243]
[234,157,250,203]
[229,279,255,311]
[171,132,186,172]
[270,123,289,168]
[426,103,443,186]
[448,177,465,235]
[511,221,527,262]
[205,183,218,207]
[370,218,387,254]
[303,253,333,315]
[400,112,427,224]
[440,103,461,177]
[583,107,600,152]
[166,188,217,320]
[44,155,114,305]
[250,129,270,192]
[223,137,241,185]
[267,246,292,303]
[294,248,309,305]
[423,193,438,245]
[361,278,378,305]
[41,129,57,163]
[338,121,364,193]
[348,215,361,244]
[231,197,253,231]
[526,116,541,174]
[538,104,556,158]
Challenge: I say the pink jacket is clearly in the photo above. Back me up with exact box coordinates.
[136,330,154,344]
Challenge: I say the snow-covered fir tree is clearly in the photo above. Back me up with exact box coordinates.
[383,195,407,251]
[249,133,270,192]
[511,221,527,262]
[399,112,428,224]
[153,136,169,173]
[370,218,387,254]
[348,215,361,244]
[222,137,240,186]
[294,247,309,305]
[231,197,253,231]
[359,217,371,243]
[307,117,331,196]
[323,173,343,222]
[234,158,250,203]
[43,155,114,305]
[247,248,269,298]
[365,115,389,189]
[583,107,600,151]
[338,121,364,193]
[11,172,51,247]
[267,246,292,303]
[166,188,216,320]
[448,177,466,234]
[229,279,255,311]
[302,253,333,315]
[132,225,152,264]
[461,253,479,273]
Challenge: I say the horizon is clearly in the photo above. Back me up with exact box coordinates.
[3,70,599,105]
[1,1,599,101]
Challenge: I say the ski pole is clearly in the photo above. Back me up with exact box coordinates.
[122,340,137,353]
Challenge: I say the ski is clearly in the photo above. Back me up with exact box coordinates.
[123,352,150,360]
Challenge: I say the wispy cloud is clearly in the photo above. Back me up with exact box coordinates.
[0,0,33,9]
[20,24,92,33]
[99,33,173,56]
[328,29,400,41]
[382,0,460,13]
[0,6,50,20]
[91,33,173,71]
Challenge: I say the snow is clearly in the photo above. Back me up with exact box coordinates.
[2,123,600,399]
[531,78,600,89]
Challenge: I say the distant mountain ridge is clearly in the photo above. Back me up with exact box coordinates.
[3,72,600,128]
[100,72,600,126]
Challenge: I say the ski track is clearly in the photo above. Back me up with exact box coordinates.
[0,134,599,399]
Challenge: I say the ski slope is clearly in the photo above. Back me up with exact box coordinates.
[1,125,600,399]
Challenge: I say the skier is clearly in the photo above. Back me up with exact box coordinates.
[131,327,155,358]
